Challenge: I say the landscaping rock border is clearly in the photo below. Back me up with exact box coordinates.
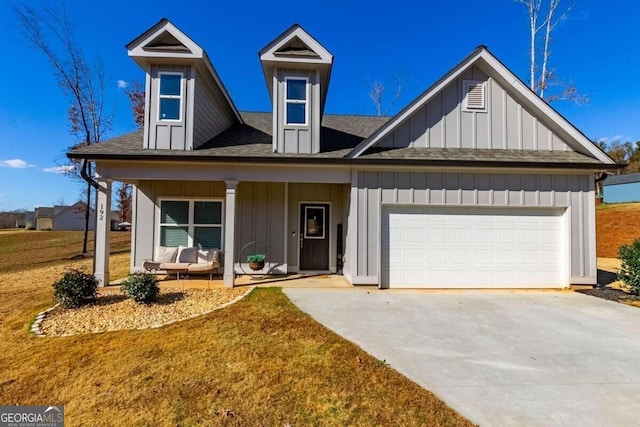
[31,287,254,337]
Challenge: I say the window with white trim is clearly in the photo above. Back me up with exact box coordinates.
[284,77,308,125]
[159,200,222,248]
[158,72,183,120]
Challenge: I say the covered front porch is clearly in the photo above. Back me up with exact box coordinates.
[92,163,352,288]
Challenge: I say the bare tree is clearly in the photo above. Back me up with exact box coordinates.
[116,183,132,223]
[14,3,113,255]
[513,0,587,103]
[364,75,404,116]
[124,80,145,129]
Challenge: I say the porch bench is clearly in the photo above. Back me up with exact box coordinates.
[143,246,223,280]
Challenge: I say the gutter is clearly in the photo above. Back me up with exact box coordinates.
[67,152,625,171]
[80,159,100,190]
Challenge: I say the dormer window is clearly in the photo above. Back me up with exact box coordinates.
[285,77,308,125]
[159,72,183,120]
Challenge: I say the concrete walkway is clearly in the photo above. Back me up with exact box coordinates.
[283,289,640,427]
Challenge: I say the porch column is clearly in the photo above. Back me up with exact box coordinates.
[94,179,112,287]
[223,180,238,288]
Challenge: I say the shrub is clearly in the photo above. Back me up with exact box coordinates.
[52,269,98,308]
[121,272,159,303]
[618,238,640,295]
[26,226,36,230]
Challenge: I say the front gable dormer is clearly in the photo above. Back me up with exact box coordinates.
[127,19,241,151]
[259,25,333,154]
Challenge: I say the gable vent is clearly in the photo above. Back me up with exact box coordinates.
[463,80,486,111]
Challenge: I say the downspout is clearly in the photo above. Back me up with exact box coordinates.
[80,159,99,190]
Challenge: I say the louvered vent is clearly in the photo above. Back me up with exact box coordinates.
[463,80,486,111]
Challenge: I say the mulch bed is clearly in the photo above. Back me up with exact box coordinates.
[577,287,640,308]
[39,287,251,336]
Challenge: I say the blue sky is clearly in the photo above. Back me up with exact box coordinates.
[0,0,638,211]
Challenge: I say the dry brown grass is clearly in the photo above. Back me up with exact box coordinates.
[0,232,472,426]
[0,230,131,273]
[596,202,640,258]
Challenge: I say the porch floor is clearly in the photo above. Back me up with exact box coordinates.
[104,273,352,291]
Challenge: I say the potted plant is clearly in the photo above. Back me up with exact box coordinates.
[247,254,266,271]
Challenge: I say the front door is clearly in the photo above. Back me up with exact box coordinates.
[299,203,330,270]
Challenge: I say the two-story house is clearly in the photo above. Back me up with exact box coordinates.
[69,19,616,289]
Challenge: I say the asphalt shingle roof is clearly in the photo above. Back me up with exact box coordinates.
[69,111,603,167]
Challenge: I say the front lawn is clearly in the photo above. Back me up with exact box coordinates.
[0,236,471,426]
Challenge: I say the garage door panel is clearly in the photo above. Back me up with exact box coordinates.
[381,207,565,288]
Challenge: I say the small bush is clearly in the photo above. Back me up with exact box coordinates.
[53,269,98,308]
[121,272,159,303]
[618,238,640,295]
[26,226,36,230]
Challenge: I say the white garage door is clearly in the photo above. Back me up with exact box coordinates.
[381,206,566,288]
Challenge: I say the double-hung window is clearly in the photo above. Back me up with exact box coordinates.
[158,72,183,121]
[284,77,308,125]
[159,200,223,248]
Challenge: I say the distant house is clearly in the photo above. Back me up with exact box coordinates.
[34,202,119,230]
[603,173,640,203]
[15,211,35,228]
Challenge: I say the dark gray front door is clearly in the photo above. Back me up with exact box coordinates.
[299,203,329,270]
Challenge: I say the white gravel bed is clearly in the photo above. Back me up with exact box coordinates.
[39,287,251,336]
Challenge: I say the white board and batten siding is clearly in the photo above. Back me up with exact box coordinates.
[346,171,596,288]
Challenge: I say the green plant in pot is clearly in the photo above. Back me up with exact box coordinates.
[247,254,266,271]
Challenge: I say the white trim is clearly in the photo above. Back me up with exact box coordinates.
[570,276,597,285]
[351,276,378,285]
[347,48,615,164]
[126,19,242,123]
[157,71,184,122]
[297,201,332,271]
[284,76,309,126]
[463,80,486,111]
[259,25,333,64]
[155,197,225,250]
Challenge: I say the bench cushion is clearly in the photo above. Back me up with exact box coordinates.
[177,246,198,263]
[159,262,191,270]
[154,246,178,263]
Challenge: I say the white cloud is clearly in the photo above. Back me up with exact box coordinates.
[117,79,129,89]
[0,159,34,168]
[43,165,75,174]
[597,135,634,144]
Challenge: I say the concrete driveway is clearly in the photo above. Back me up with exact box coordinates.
[283,289,640,426]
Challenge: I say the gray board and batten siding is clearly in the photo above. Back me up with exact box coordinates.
[132,180,347,275]
[372,65,572,152]
[145,65,190,150]
[145,65,236,151]
[346,171,595,286]
[274,68,321,154]
[193,67,237,149]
